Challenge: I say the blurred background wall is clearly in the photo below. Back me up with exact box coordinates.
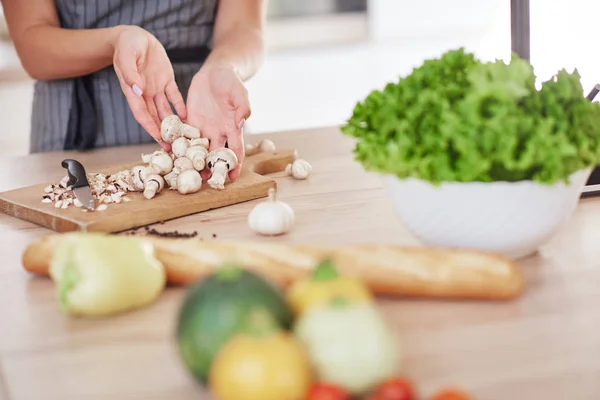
[0,0,599,157]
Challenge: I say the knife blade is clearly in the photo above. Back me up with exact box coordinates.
[61,159,96,211]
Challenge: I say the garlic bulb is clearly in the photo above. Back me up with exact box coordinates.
[248,187,295,236]
[285,158,312,180]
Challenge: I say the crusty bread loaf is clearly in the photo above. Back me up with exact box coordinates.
[22,234,525,300]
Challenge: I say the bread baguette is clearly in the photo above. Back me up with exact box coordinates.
[22,234,524,300]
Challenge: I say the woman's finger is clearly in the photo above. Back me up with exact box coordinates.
[224,130,244,182]
[114,48,145,96]
[145,97,161,129]
[200,128,225,181]
[208,134,227,151]
[145,98,171,151]
[120,85,161,142]
[115,64,157,137]
[232,84,251,129]
[165,80,188,121]
[154,93,173,121]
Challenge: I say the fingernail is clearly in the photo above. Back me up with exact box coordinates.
[132,84,143,97]
[238,118,246,130]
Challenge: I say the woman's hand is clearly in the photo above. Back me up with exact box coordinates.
[185,63,251,182]
[112,25,187,151]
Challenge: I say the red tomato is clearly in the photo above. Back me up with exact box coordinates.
[305,383,350,400]
[368,377,416,400]
[430,388,472,400]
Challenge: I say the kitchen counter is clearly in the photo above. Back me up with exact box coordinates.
[0,126,599,400]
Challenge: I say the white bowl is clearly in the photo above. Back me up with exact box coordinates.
[381,168,591,259]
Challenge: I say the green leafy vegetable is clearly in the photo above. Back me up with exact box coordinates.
[341,48,600,184]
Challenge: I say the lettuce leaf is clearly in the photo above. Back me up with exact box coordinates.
[341,48,600,184]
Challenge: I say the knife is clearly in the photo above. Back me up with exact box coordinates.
[61,159,96,211]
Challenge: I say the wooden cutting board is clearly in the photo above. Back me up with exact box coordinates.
[0,149,296,233]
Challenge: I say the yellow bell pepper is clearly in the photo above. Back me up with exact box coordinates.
[49,233,166,317]
[286,259,373,317]
[208,307,312,400]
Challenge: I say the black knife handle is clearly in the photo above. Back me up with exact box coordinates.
[61,159,90,188]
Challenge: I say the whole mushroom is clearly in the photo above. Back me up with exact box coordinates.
[131,165,153,191]
[172,137,190,158]
[174,157,194,172]
[185,146,209,171]
[190,137,210,149]
[165,157,196,190]
[142,150,173,175]
[206,148,238,190]
[180,124,201,139]
[160,115,183,144]
[176,169,203,194]
[160,115,201,143]
[164,170,179,189]
[143,174,165,199]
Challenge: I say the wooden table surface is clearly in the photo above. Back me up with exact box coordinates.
[0,126,599,400]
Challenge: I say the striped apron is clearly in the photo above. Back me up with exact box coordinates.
[29,0,218,153]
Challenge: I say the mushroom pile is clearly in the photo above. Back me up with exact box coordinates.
[130,115,239,199]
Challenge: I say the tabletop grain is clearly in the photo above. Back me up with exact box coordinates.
[0,126,599,400]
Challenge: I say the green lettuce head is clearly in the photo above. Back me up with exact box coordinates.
[341,48,600,185]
